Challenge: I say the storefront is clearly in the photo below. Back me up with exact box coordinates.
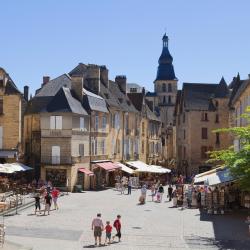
[91,161,121,189]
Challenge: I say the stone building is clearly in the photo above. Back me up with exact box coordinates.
[228,74,250,150]
[146,34,178,164]
[128,91,162,164]
[0,67,27,163]
[25,74,95,191]
[175,78,232,176]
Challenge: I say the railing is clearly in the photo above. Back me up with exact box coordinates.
[41,156,72,165]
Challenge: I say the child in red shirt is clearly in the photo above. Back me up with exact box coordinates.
[105,221,112,245]
[112,215,121,242]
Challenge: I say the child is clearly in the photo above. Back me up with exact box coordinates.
[105,221,112,245]
[112,215,122,242]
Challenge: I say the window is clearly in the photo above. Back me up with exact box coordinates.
[168,83,172,92]
[102,115,107,131]
[183,129,186,139]
[80,117,85,131]
[50,116,62,129]
[162,83,166,92]
[216,132,220,145]
[163,96,166,104]
[52,146,60,164]
[142,122,145,136]
[201,146,208,159]
[183,146,186,159]
[115,113,120,129]
[79,144,84,156]
[201,112,208,121]
[202,128,208,139]
[141,140,144,154]
[183,113,185,123]
[168,96,171,104]
[95,115,99,131]
[215,114,219,123]
[116,139,120,154]
[130,88,137,93]
[100,139,105,155]
[0,97,3,115]
[91,138,98,155]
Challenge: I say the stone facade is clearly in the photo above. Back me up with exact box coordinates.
[175,79,232,176]
[0,67,27,163]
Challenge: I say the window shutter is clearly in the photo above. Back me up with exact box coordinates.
[50,116,55,129]
[56,116,62,129]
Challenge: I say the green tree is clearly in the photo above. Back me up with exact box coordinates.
[208,106,250,191]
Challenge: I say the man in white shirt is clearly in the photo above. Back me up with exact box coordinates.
[91,213,104,246]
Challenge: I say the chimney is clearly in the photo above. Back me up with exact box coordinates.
[42,76,50,86]
[115,75,127,94]
[142,87,145,96]
[71,75,83,102]
[86,65,100,95]
[100,66,109,88]
[23,85,29,101]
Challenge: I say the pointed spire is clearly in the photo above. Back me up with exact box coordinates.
[162,33,169,47]
[219,76,227,86]
[236,72,240,81]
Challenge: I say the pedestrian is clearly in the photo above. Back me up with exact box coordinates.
[51,187,60,210]
[168,184,173,201]
[151,184,156,201]
[157,184,164,202]
[104,221,112,245]
[112,215,121,242]
[127,177,132,195]
[34,193,41,215]
[44,192,52,215]
[91,213,104,246]
[172,190,178,207]
[139,184,147,204]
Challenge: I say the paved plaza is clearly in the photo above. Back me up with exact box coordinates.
[3,188,250,250]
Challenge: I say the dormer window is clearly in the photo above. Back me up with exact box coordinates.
[215,100,219,108]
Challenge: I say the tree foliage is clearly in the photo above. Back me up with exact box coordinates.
[208,106,250,191]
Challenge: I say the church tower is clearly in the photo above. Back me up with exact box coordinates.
[155,33,178,128]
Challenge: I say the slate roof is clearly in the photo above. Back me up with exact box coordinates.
[145,91,157,97]
[127,93,160,122]
[181,80,229,111]
[36,74,71,97]
[46,87,88,115]
[82,89,109,113]
[109,80,138,113]
[155,35,177,81]
[230,78,250,106]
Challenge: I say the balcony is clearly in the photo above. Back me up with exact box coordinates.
[41,156,72,165]
[41,130,72,137]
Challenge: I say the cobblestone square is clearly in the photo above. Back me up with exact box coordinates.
[3,188,250,250]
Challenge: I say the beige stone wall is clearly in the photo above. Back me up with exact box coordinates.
[176,97,232,175]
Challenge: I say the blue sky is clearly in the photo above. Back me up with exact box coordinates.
[1,0,250,95]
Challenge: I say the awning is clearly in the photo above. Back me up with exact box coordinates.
[78,168,94,176]
[194,167,234,185]
[150,165,171,173]
[95,162,121,172]
[0,163,32,174]
[126,161,149,171]
[0,150,17,159]
[206,168,234,186]
[115,162,134,175]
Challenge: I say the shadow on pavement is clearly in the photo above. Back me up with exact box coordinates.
[196,211,250,250]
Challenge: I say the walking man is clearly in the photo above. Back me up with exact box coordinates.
[112,215,122,242]
[158,184,164,202]
[34,193,41,215]
[168,184,173,201]
[127,177,132,195]
[91,213,104,246]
